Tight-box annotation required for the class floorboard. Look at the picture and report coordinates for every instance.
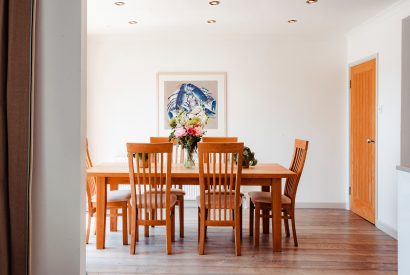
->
[86,207,397,275]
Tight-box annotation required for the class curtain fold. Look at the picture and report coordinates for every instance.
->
[0,0,35,274]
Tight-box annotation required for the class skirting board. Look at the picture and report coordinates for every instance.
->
[295,202,346,209]
[376,220,398,240]
[184,200,346,209]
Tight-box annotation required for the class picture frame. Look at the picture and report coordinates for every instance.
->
[157,72,227,137]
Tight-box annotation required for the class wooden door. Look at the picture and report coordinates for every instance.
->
[350,59,376,224]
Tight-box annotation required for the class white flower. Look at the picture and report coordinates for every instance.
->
[191,106,202,115]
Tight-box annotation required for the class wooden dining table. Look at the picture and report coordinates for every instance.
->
[87,163,295,252]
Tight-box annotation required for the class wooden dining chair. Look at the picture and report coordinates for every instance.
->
[197,142,244,256]
[150,137,186,238]
[249,139,309,247]
[86,140,131,245]
[201,136,243,238]
[127,142,176,255]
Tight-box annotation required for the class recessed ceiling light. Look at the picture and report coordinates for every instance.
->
[209,1,220,5]
[207,19,217,24]
[128,21,138,25]
[114,1,125,6]
[306,0,318,3]
[288,19,298,24]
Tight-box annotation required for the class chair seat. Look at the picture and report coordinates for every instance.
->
[171,188,185,196]
[249,191,292,205]
[91,190,131,203]
[135,194,177,209]
[196,194,242,209]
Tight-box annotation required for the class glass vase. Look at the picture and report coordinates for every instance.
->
[184,148,197,168]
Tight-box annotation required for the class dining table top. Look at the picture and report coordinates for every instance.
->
[87,162,296,179]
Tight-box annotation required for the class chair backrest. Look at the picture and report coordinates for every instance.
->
[201,137,238,163]
[150,137,184,164]
[198,142,244,223]
[284,139,309,204]
[127,143,173,222]
[202,137,238,142]
[86,139,97,208]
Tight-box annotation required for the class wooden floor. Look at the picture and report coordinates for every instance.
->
[86,207,397,275]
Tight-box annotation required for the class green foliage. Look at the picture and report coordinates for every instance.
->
[177,135,201,154]
[235,146,258,167]
[169,118,177,128]
[187,117,201,126]
[133,152,149,160]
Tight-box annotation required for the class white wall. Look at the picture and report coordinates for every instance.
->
[402,16,410,166]
[31,0,86,274]
[347,0,410,237]
[398,168,410,274]
[87,34,348,206]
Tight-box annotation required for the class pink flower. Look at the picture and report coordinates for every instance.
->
[175,127,187,138]
[194,126,203,136]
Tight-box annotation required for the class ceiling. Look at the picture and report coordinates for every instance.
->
[88,0,400,37]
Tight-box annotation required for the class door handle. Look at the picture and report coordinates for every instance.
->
[367,139,375,144]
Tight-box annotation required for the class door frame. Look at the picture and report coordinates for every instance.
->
[347,54,379,224]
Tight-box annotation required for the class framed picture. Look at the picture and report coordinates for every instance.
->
[157,72,227,136]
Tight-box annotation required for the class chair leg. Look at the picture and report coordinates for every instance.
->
[235,208,241,256]
[128,202,132,235]
[86,213,92,244]
[144,210,149,238]
[135,209,139,242]
[249,201,254,237]
[179,196,184,238]
[205,209,208,239]
[166,208,172,255]
[171,207,175,242]
[110,208,118,232]
[130,206,137,255]
[254,203,260,247]
[122,205,128,245]
[240,205,243,240]
[151,209,156,228]
[199,207,206,255]
[197,207,200,243]
[231,209,235,229]
[231,209,236,243]
[291,212,298,247]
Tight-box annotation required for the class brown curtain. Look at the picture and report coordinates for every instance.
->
[0,0,35,274]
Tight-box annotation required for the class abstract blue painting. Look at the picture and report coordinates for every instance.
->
[166,83,217,119]
[157,72,226,135]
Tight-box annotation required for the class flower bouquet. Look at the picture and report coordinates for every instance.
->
[168,107,208,168]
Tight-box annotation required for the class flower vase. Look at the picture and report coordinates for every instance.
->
[184,148,196,168]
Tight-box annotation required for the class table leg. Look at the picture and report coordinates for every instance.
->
[110,183,118,232]
[272,178,282,252]
[261,186,270,234]
[96,177,107,249]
